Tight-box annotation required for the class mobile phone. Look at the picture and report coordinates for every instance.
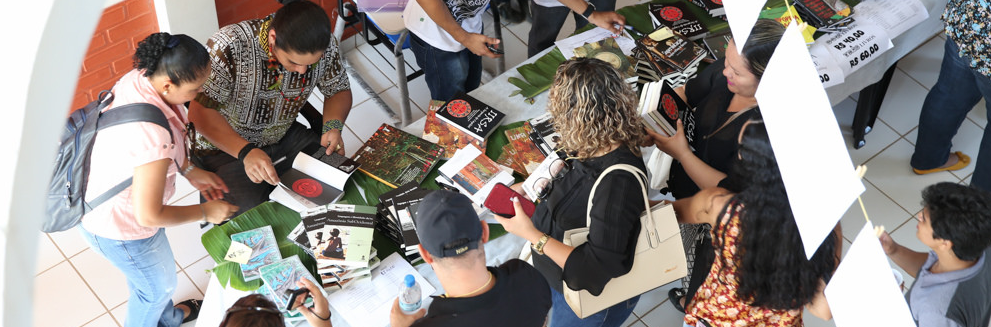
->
[285,288,310,311]
[484,183,535,218]
[486,43,505,55]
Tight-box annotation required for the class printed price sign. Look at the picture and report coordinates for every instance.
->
[225,240,252,264]
[810,43,845,88]
[822,22,893,75]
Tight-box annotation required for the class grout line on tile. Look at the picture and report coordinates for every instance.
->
[37,234,67,276]
[862,178,916,230]
[110,302,126,327]
[64,250,116,318]
[181,270,206,298]
[80,313,109,327]
[637,298,671,322]
[895,65,933,92]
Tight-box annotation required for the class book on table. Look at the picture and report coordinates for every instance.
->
[527,112,561,156]
[521,152,563,200]
[702,31,731,61]
[269,150,357,212]
[649,2,708,41]
[319,255,381,288]
[376,182,431,261]
[435,93,506,141]
[289,204,377,268]
[422,99,487,159]
[504,124,547,176]
[632,26,707,88]
[230,225,283,282]
[436,144,516,205]
[258,255,324,311]
[352,123,445,188]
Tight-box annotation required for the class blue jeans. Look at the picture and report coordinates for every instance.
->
[548,286,639,327]
[409,33,483,102]
[80,227,183,327]
[912,38,991,191]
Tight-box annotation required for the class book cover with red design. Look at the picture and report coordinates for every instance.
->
[436,93,506,140]
[352,124,445,188]
[422,100,486,159]
[649,2,708,40]
[505,125,546,175]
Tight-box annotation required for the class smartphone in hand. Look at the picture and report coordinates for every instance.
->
[285,288,310,311]
[486,43,505,55]
[484,183,535,218]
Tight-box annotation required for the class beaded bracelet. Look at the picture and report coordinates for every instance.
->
[321,119,344,134]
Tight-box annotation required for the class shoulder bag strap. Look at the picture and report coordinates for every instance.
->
[702,106,754,140]
[585,164,662,247]
[85,103,175,210]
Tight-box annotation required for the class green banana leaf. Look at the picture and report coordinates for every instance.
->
[200,201,320,291]
[509,0,732,102]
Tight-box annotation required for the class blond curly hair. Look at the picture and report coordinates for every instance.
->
[547,58,644,160]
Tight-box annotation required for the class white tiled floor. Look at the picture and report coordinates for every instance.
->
[35,10,984,327]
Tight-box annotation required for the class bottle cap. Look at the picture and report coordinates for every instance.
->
[404,274,416,287]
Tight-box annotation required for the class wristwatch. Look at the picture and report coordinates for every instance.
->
[531,234,550,255]
[581,2,596,19]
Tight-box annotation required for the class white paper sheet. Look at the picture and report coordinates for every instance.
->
[755,22,864,259]
[292,151,349,189]
[825,224,916,327]
[809,43,845,88]
[820,21,893,75]
[722,0,765,53]
[853,0,929,39]
[326,253,438,327]
[554,27,637,59]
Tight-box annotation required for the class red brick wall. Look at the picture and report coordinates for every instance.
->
[214,0,360,42]
[71,0,159,110]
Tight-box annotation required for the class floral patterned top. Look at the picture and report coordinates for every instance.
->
[194,14,350,152]
[684,203,803,327]
[943,0,991,78]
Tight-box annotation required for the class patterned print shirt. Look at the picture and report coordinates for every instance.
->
[943,0,991,78]
[195,14,350,151]
[684,204,803,327]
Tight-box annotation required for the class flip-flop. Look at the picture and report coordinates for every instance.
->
[668,287,686,313]
[913,151,971,175]
[177,299,202,323]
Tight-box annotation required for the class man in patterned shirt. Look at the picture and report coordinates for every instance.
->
[189,0,352,215]
[911,0,990,192]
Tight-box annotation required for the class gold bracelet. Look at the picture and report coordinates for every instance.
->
[531,234,550,255]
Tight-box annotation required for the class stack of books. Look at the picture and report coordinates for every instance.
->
[632,26,708,88]
[376,182,432,262]
[701,31,731,61]
[527,113,561,157]
[228,226,324,319]
[286,204,377,273]
[792,0,854,31]
[649,2,709,41]
[687,0,725,19]
[318,251,381,289]
[436,144,516,205]
[501,124,547,177]
[353,124,445,188]
[421,100,488,159]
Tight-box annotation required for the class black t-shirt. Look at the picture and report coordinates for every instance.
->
[411,259,551,327]
[667,59,756,198]
[529,147,647,296]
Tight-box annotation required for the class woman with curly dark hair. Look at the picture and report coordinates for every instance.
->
[78,32,239,326]
[496,57,647,327]
[221,277,333,327]
[673,120,837,326]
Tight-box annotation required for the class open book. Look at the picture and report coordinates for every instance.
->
[270,151,357,212]
[436,144,515,205]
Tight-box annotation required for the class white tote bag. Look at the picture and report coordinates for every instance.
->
[561,164,688,318]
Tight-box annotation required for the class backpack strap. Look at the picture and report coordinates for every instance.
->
[85,103,175,210]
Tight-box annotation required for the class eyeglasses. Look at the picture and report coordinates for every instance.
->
[534,158,572,200]
[219,306,283,327]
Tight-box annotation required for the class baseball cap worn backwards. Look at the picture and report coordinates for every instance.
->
[415,190,482,258]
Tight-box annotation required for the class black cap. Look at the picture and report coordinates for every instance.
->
[414,190,482,258]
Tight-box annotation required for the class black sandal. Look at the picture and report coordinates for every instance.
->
[177,299,203,323]
[668,288,686,313]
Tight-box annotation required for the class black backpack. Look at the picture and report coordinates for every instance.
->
[44,91,173,233]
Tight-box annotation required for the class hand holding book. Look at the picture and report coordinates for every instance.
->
[645,119,691,160]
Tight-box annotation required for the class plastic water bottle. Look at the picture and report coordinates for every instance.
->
[398,274,422,314]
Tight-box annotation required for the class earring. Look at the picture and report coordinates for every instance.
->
[164,90,169,95]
